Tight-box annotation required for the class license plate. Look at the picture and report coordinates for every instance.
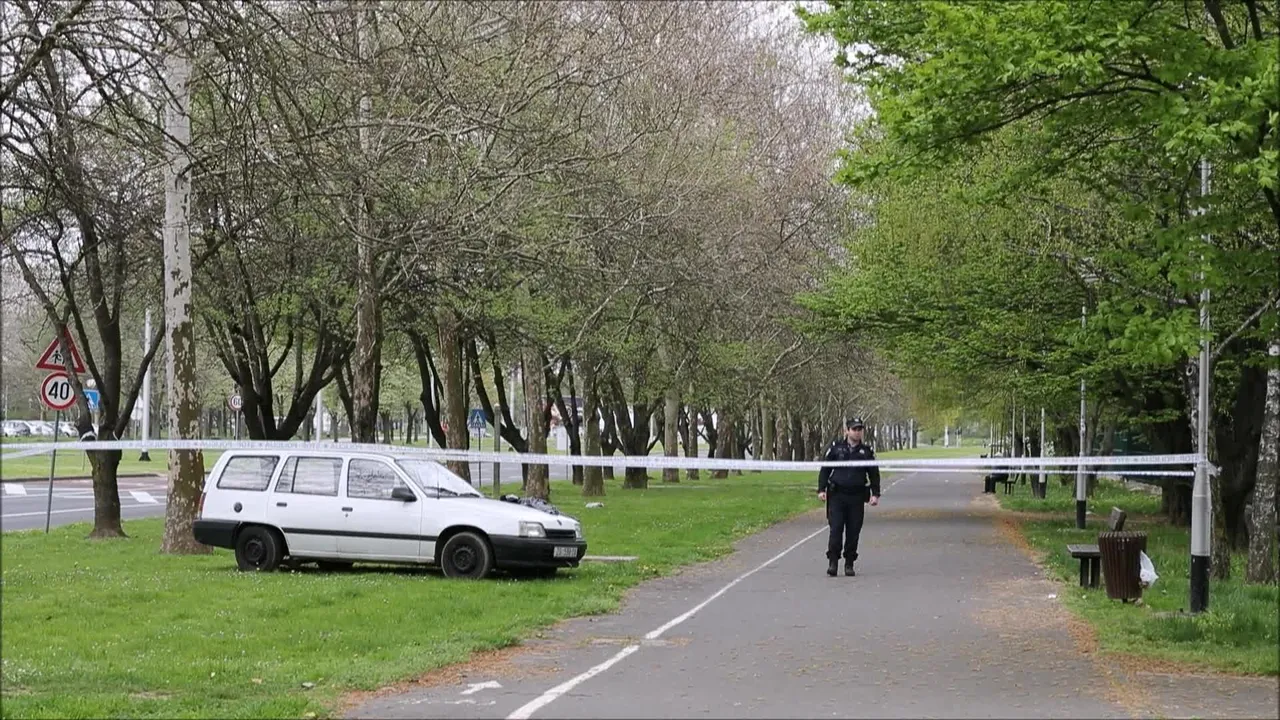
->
[553,546,577,558]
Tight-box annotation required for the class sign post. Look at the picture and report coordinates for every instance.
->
[38,373,77,535]
[140,308,152,461]
[45,410,60,533]
[492,416,501,500]
[468,409,487,489]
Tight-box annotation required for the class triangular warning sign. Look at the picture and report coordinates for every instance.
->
[36,333,86,374]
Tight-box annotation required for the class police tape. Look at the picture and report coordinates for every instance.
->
[0,438,1203,475]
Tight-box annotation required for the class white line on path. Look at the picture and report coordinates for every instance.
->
[506,525,828,719]
[506,471,920,720]
[129,491,159,504]
[3,484,27,496]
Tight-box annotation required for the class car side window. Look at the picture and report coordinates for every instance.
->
[274,456,341,496]
[216,456,279,491]
[347,459,410,500]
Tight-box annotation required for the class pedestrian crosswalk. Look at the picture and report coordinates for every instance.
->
[1,480,168,501]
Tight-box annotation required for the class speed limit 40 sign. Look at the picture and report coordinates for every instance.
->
[40,371,77,411]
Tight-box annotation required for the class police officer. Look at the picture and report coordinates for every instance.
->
[817,417,881,576]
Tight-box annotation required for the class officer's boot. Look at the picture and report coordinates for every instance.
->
[827,559,838,577]
[844,559,855,577]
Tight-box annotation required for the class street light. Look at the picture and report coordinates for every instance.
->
[1191,158,1212,614]
[1077,268,1098,529]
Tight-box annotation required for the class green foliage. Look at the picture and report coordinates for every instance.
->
[799,0,1279,433]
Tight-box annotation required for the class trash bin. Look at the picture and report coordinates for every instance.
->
[1098,531,1147,601]
[983,475,996,494]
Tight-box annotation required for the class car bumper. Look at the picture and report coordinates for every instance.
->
[193,519,238,549]
[490,536,588,569]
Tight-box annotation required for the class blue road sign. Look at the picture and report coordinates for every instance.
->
[84,388,100,411]
[468,408,487,430]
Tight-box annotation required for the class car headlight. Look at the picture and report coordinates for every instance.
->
[574,524,583,540]
[519,521,545,538]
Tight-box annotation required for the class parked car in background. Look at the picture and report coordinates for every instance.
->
[2,421,32,437]
[23,421,56,437]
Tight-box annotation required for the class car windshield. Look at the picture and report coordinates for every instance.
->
[396,459,483,498]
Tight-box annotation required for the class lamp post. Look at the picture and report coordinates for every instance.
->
[1077,302,1088,528]
[1077,268,1098,529]
[1190,158,1213,613]
[139,308,152,461]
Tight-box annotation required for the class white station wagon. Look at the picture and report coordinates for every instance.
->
[193,449,587,579]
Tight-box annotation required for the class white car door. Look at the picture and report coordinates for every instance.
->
[338,458,423,561]
[267,456,345,558]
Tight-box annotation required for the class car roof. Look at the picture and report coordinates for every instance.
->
[221,448,434,462]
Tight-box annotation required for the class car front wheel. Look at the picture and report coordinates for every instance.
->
[440,532,494,579]
[235,526,283,572]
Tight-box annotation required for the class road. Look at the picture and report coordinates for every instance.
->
[0,461,576,532]
[347,471,1279,720]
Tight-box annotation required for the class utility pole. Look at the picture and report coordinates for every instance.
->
[1191,158,1213,613]
[1077,304,1088,529]
[139,308,152,461]
[1038,407,1046,499]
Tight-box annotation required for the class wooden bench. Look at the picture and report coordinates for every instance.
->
[1066,507,1127,588]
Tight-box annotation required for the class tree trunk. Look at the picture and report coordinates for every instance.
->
[89,451,126,538]
[663,388,679,483]
[523,346,550,500]
[159,12,206,554]
[436,310,470,480]
[776,409,790,461]
[790,412,804,462]
[582,359,604,497]
[750,404,764,472]
[1247,340,1278,583]
[685,399,700,480]
[348,1,381,444]
[762,403,775,461]
[712,410,734,479]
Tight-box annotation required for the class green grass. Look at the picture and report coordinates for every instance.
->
[997,479,1278,676]
[0,472,817,718]
[876,445,985,460]
[996,474,1164,515]
[0,451,223,481]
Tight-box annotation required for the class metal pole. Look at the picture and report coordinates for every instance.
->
[1038,407,1046,499]
[1077,304,1088,529]
[140,308,152,461]
[475,426,482,489]
[1191,158,1213,613]
[45,410,59,533]
[492,417,501,498]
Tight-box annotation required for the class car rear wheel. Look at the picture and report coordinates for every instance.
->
[235,526,283,572]
[440,532,493,579]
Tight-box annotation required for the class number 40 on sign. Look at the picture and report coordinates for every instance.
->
[39,372,77,411]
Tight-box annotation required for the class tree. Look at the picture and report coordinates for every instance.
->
[159,5,205,554]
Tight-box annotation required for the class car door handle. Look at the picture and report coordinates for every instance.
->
[276,502,288,507]
[342,507,353,512]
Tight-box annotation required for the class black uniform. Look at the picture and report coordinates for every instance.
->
[818,437,881,566]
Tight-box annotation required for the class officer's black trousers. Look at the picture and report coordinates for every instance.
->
[826,491,866,561]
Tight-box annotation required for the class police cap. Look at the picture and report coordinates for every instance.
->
[845,417,865,430]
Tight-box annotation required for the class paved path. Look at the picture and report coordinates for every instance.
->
[347,472,1279,720]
